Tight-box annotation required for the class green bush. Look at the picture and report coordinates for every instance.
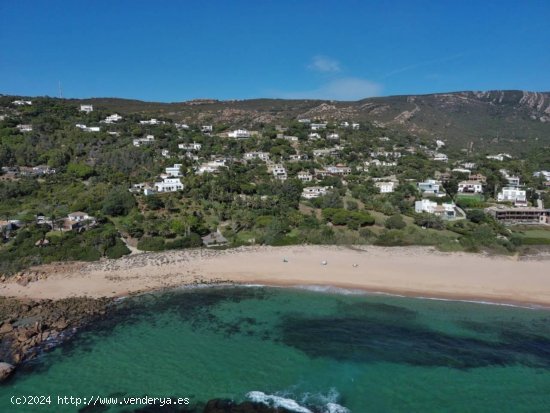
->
[105,239,131,259]
[137,236,166,251]
[384,214,406,229]
[102,188,136,216]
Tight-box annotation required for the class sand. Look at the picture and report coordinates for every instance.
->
[1,245,549,307]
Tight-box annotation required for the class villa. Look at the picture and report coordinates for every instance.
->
[497,187,527,206]
[268,164,287,181]
[228,129,250,138]
[302,186,333,199]
[458,180,483,194]
[244,152,270,162]
[375,181,397,193]
[154,178,184,193]
[297,171,313,182]
[415,199,456,219]
[178,142,202,151]
[133,135,155,147]
[417,179,444,197]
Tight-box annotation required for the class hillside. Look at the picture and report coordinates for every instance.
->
[49,90,550,153]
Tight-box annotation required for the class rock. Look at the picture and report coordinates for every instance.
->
[0,322,14,334]
[0,362,15,382]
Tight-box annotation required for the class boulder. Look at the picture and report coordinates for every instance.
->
[0,322,14,334]
[0,362,14,382]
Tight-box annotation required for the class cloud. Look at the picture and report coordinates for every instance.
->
[277,77,382,101]
[308,55,341,73]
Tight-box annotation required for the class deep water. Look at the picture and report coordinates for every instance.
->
[1,286,549,412]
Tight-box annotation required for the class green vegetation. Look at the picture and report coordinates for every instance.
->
[0,93,549,275]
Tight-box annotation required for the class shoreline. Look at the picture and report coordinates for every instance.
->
[1,245,549,307]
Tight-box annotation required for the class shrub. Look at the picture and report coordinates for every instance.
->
[384,214,406,229]
[413,213,445,230]
[105,239,131,259]
[137,236,165,251]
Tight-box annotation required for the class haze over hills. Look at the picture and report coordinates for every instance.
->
[4,90,550,153]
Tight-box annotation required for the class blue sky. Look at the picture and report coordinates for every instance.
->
[1,1,549,101]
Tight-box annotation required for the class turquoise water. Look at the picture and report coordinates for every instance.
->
[1,286,549,412]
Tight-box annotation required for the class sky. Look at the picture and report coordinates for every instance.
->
[1,1,549,102]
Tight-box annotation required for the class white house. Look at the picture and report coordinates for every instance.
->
[497,187,527,206]
[415,199,456,219]
[302,186,332,199]
[165,164,183,177]
[297,171,313,182]
[364,159,397,169]
[175,123,190,130]
[133,135,155,147]
[533,171,550,181]
[196,159,227,175]
[417,179,444,197]
[228,129,250,138]
[103,114,123,123]
[283,135,299,142]
[80,105,93,113]
[308,133,321,140]
[458,180,483,194]
[310,123,327,131]
[375,181,397,193]
[352,123,360,130]
[17,124,33,132]
[154,178,183,193]
[487,153,512,161]
[327,133,339,140]
[370,151,402,159]
[500,170,521,187]
[289,154,308,161]
[68,211,93,222]
[433,153,448,162]
[244,152,270,162]
[325,165,351,176]
[178,142,202,151]
[201,125,213,133]
[140,118,164,125]
[313,147,340,158]
[269,164,287,181]
[12,100,32,106]
[297,118,311,124]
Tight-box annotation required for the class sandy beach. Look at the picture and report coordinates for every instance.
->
[1,245,549,306]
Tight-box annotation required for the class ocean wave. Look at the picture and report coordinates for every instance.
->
[246,389,350,413]
[246,391,312,413]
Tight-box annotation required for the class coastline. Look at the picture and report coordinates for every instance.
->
[1,245,549,307]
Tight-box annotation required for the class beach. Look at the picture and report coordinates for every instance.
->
[1,246,549,307]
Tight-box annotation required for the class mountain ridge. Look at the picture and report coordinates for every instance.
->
[3,90,550,152]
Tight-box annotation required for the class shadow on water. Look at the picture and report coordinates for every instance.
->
[14,287,273,378]
[280,313,550,369]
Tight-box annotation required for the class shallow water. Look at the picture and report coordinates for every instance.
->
[1,286,549,412]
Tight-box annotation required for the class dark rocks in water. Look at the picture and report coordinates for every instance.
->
[0,361,15,381]
[0,296,112,367]
[204,399,294,413]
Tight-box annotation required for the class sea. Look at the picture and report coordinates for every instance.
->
[0,286,549,412]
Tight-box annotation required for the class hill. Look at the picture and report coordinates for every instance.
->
[57,90,550,153]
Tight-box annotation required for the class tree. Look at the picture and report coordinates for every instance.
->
[467,209,487,224]
[413,213,445,230]
[102,188,136,216]
[385,214,406,229]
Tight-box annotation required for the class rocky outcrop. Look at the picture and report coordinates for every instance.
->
[0,297,111,368]
[0,362,14,382]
